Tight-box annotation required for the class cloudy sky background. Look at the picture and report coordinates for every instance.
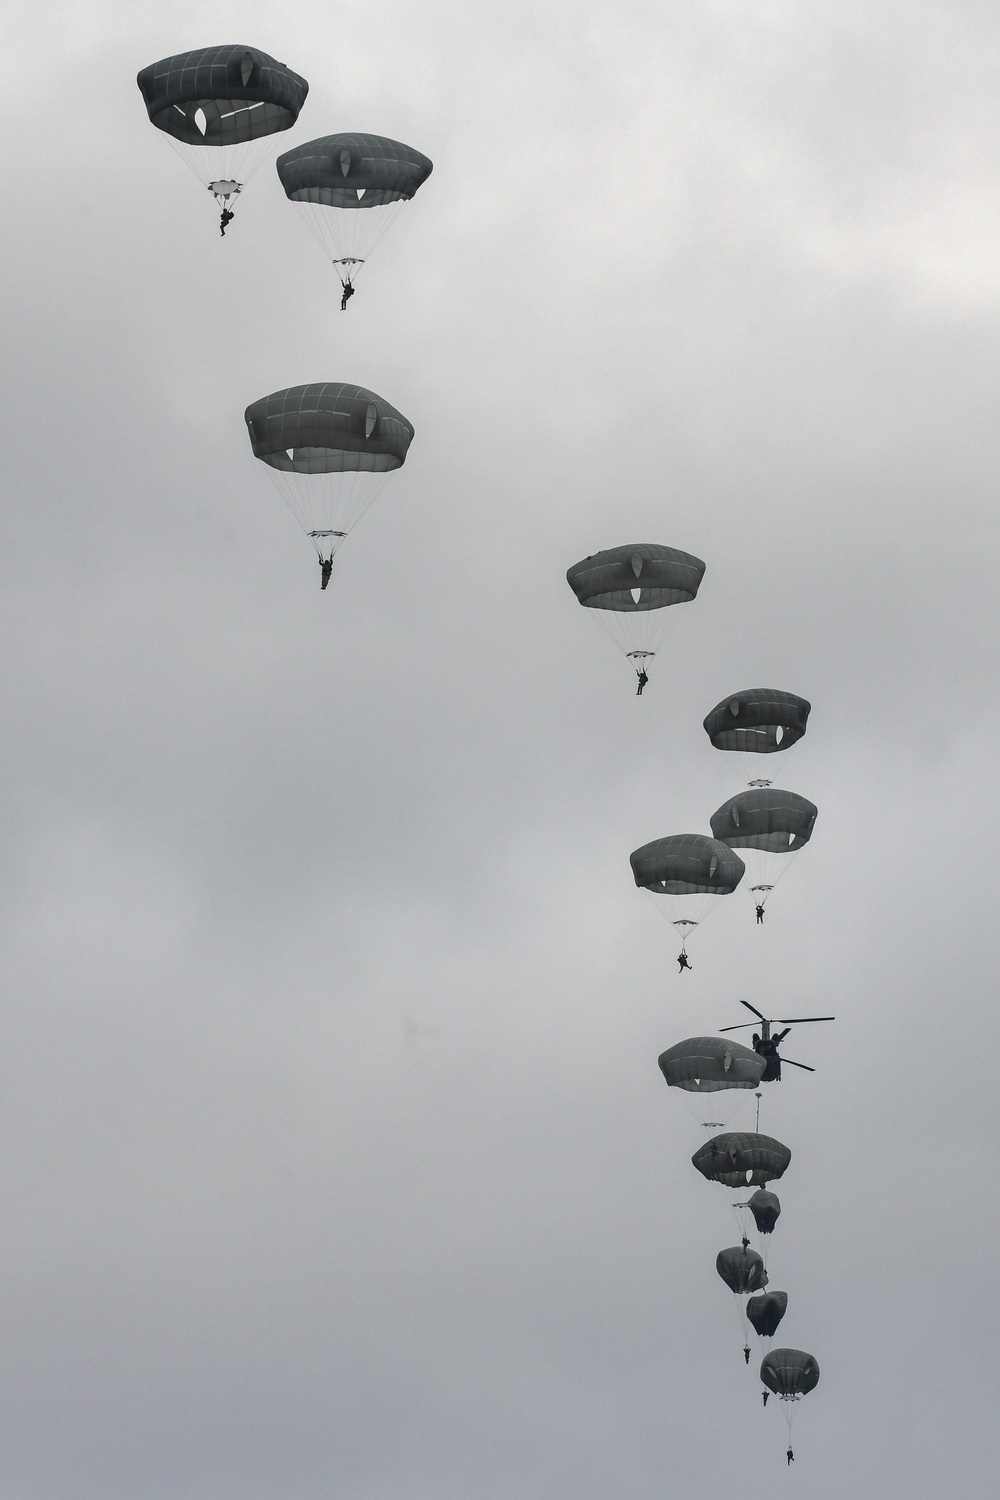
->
[1,1,998,1494]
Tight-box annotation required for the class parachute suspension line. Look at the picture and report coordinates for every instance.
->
[165,132,275,205]
[755,1090,761,1131]
[264,466,390,560]
[292,198,410,278]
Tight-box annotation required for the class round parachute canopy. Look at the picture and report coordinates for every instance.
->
[710,788,817,915]
[244,383,414,575]
[658,1036,765,1129]
[137,46,308,204]
[747,1291,787,1339]
[748,1188,781,1234]
[703,689,811,788]
[692,1131,791,1188]
[716,1245,768,1295]
[567,544,706,683]
[760,1348,820,1399]
[631,835,744,954]
[658,1037,764,1092]
[276,134,432,278]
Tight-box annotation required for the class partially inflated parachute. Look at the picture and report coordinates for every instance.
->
[658,1036,764,1128]
[137,46,308,225]
[245,383,413,587]
[732,1187,781,1259]
[631,834,744,959]
[276,134,432,292]
[717,1245,768,1362]
[567,545,705,688]
[749,1188,781,1234]
[692,1132,790,1188]
[716,1245,768,1294]
[747,1290,787,1339]
[710,788,817,918]
[703,689,811,787]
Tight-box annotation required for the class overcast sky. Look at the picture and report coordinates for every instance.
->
[1,1,999,1495]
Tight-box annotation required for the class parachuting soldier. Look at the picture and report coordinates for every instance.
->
[710,787,818,925]
[760,1349,820,1464]
[630,834,745,971]
[567,544,706,688]
[276,133,434,291]
[245,382,413,588]
[137,46,309,229]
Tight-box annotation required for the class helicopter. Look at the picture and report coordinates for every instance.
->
[718,1001,834,1082]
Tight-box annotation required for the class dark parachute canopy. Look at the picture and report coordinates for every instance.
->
[704,689,811,789]
[137,46,308,142]
[137,46,308,214]
[710,788,818,916]
[748,1188,781,1235]
[658,1036,764,1092]
[244,383,414,583]
[710,789,818,853]
[692,1132,791,1188]
[631,834,745,895]
[658,1036,764,1128]
[761,1348,820,1398]
[567,544,706,684]
[747,1291,788,1339]
[277,133,432,204]
[716,1245,768,1295]
[732,1186,781,1249]
[276,134,433,283]
[631,835,744,957]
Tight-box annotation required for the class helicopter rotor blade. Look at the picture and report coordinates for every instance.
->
[739,1001,768,1022]
[718,1024,757,1033]
[772,1016,835,1025]
[781,1058,816,1072]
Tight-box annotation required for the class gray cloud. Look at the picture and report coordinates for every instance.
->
[0,1,997,1495]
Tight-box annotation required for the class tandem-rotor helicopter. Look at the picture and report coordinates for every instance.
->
[719,1001,834,1082]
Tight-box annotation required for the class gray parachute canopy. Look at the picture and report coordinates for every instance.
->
[566,544,705,612]
[630,835,745,894]
[710,789,818,852]
[692,1132,791,1187]
[658,1037,765,1093]
[747,1291,787,1338]
[716,1245,768,1295]
[748,1188,781,1234]
[760,1348,820,1397]
[137,46,308,144]
[276,133,433,206]
[703,689,811,754]
[244,383,414,473]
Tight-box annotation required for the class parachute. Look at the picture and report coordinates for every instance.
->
[761,1347,820,1398]
[630,834,744,958]
[731,1187,781,1262]
[749,1188,781,1235]
[276,134,432,288]
[716,1245,768,1294]
[717,1245,767,1361]
[747,1290,787,1339]
[710,788,817,918]
[761,1348,820,1458]
[657,1036,765,1129]
[566,544,705,687]
[244,383,414,586]
[703,688,811,787]
[137,46,308,220]
[692,1132,791,1188]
